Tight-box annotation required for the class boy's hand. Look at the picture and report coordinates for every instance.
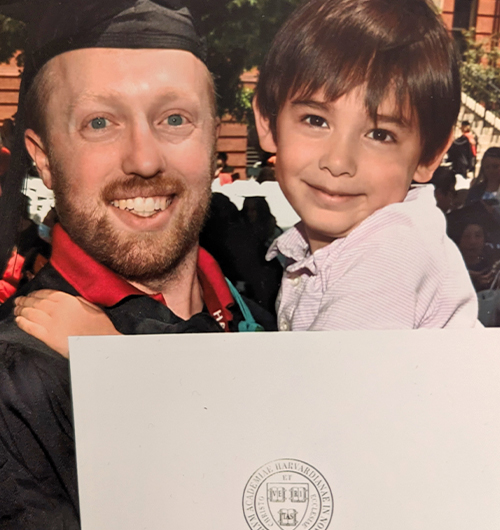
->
[14,290,119,358]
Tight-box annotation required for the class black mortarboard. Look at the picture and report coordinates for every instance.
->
[0,0,206,275]
[0,0,206,88]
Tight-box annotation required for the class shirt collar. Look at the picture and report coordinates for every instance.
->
[266,222,345,275]
[266,222,309,261]
[50,224,234,329]
[267,222,321,274]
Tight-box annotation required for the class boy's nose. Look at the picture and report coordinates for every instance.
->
[319,137,356,177]
[121,122,164,178]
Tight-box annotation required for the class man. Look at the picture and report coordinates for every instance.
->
[446,120,476,178]
[461,120,478,173]
[0,1,273,528]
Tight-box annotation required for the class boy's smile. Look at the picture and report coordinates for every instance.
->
[258,87,436,252]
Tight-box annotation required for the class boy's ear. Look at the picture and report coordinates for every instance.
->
[24,129,53,190]
[413,131,454,184]
[252,97,277,153]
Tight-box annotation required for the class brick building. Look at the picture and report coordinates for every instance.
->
[438,0,500,39]
[0,55,20,127]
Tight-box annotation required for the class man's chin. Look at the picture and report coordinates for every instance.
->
[54,171,212,289]
[79,228,195,284]
[60,199,208,290]
[108,235,198,287]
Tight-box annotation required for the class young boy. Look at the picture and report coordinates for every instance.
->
[253,0,478,330]
[14,0,479,354]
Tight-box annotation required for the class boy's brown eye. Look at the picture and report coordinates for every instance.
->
[369,129,394,142]
[305,115,327,128]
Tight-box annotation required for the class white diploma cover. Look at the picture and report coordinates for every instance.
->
[69,330,500,530]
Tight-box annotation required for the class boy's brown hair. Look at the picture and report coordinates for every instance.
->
[255,0,460,166]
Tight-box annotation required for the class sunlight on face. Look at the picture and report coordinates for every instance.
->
[273,87,426,251]
[38,48,217,287]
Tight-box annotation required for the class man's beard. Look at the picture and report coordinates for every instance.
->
[51,160,212,290]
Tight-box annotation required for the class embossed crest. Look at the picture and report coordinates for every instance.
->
[243,459,333,530]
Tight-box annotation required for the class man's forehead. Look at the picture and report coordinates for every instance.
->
[40,47,216,123]
[48,48,212,95]
[53,47,205,73]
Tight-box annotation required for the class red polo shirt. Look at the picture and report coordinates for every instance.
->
[49,224,234,331]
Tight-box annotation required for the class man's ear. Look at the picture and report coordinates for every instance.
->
[413,131,454,184]
[24,129,53,190]
[252,97,277,153]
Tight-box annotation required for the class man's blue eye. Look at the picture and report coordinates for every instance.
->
[90,117,108,130]
[167,114,184,126]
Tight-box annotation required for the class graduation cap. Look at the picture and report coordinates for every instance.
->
[0,0,205,86]
[0,0,206,276]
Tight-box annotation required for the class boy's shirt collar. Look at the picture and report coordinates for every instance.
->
[267,185,431,274]
[50,224,234,330]
[266,222,324,275]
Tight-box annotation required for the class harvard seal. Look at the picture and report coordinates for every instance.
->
[243,459,333,530]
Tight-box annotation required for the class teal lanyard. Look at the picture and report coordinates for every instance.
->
[226,278,264,332]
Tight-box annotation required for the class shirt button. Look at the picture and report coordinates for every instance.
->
[290,276,301,287]
[279,319,290,331]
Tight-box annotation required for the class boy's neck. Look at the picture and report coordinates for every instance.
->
[305,226,336,254]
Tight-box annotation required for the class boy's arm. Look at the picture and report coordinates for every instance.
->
[14,290,120,357]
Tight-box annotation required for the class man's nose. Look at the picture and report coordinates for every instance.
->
[318,133,357,177]
[121,122,164,178]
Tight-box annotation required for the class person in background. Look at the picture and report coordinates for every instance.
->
[466,147,500,210]
[460,120,478,175]
[242,196,283,250]
[1,117,15,151]
[457,221,500,292]
[447,121,475,178]
[215,151,233,185]
[0,176,50,303]
[431,166,457,214]
[257,166,276,183]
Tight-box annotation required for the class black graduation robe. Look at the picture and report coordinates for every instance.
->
[0,264,274,529]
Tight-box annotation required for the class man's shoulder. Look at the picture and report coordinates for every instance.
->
[0,318,69,389]
[0,263,79,321]
[0,264,70,392]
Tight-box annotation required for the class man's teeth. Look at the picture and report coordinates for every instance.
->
[111,196,172,217]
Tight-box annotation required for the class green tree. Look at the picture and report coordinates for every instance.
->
[0,14,25,65]
[189,0,302,121]
[0,3,301,121]
[460,30,500,113]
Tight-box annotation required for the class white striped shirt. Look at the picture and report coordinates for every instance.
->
[266,185,479,330]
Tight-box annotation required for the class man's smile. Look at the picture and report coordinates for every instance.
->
[110,195,174,217]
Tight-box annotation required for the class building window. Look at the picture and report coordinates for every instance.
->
[453,0,477,30]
